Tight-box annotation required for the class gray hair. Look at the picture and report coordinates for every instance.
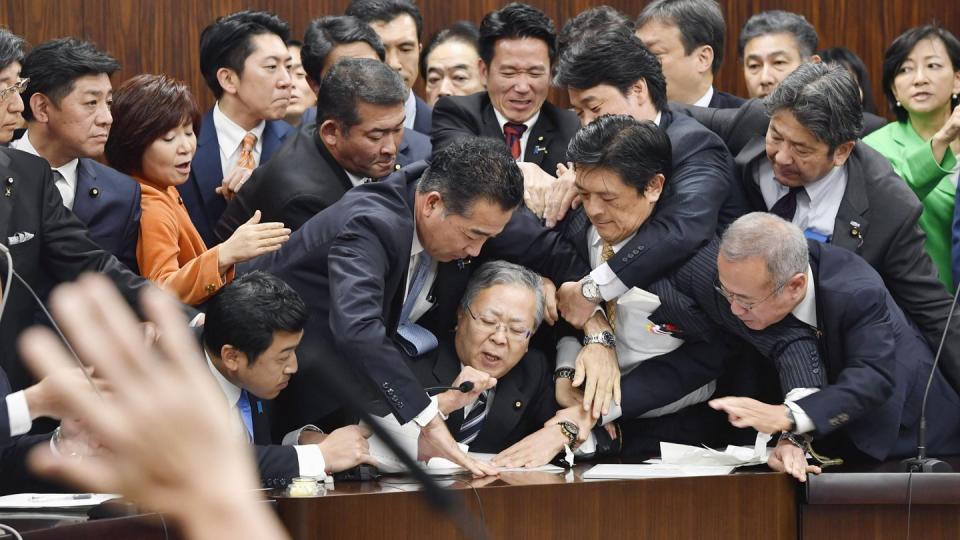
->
[636,0,727,74]
[0,28,25,72]
[460,260,545,328]
[738,10,818,59]
[719,212,808,288]
[765,62,863,151]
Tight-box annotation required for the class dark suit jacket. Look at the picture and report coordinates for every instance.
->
[71,159,141,271]
[708,91,746,109]
[0,148,151,392]
[215,125,432,241]
[178,108,293,247]
[677,98,960,394]
[560,208,729,418]
[412,94,433,135]
[597,109,746,291]
[431,92,580,177]
[248,393,300,488]
[0,366,58,494]
[408,341,557,453]
[240,162,587,432]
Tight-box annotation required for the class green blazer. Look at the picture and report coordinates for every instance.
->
[864,120,959,291]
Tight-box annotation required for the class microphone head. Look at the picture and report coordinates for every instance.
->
[458,381,475,393]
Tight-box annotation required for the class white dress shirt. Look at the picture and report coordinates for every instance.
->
[213,102,266,177]
[403,90,417,131]
[405,229,442,427]
[692,86,715,108]
[757,160,848,240]
[204,351,327,477]
[492,107,541,162]
[557,225,716,425]
[345,170,372,187]
[10,130,80,210]
[783,266,819,434]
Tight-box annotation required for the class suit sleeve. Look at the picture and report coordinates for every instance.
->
[254,444,300,488]
[431,97,482,154]
[598,131,736,291]
[326,215,431,424]
[118,181,143,272]
[795,288,897,438]
[687,99,770,156]
[280,195,330,232]
[136,198,231,305]
[481,206,589,284]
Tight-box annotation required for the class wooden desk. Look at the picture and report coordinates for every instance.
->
[273,466,798,540]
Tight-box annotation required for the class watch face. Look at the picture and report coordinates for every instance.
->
[581,280,600,300]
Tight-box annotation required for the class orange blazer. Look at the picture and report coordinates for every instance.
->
[135,177,234,305]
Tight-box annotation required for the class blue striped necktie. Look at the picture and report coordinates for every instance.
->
[456,392,488,445]
[396,251,438,356]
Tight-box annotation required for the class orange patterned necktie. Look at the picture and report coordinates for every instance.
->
[237,132,258,170]
[601,243,616,330]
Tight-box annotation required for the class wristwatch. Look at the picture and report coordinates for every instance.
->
[784,405,797,432]
[580,276,603,303]
[583,331,616,348]
[553,367,576,382]
[557,420,580,447]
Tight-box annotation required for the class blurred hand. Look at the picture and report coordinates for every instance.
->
[709,397,792,434]
[517,162,554,218]
[22,366,106,421]
[768,437,820,482]
[317,425,378,474]
[544,162,580,228]
[218,210,290,270]
[417,415,498,478]
[491,424,568,468]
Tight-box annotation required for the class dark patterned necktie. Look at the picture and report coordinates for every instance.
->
[769,186,804,222]
[503,122,527,160]
[456,392,488,445]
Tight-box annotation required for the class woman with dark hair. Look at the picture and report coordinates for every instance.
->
[864,25,960,291]
[105,74,290,305]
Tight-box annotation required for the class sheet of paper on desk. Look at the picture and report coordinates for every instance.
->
[583,464,734,479]
[426,453,565,474]
[648,432,772,467]
[0,493,119,509]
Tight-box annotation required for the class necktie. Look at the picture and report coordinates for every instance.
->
[503,122,527,160]
[236,390,254,443]
[457,392,488,445]
[237,132,258,170]
[601,243,617,330]
[396,252,439,357]
[769,186,804,222]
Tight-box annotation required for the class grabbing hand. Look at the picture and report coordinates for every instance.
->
[768,437,821,482]
[437,366,496,417]
[417,415,498,477]
[708,397,792,434]
[215,166,253,200]
[491,424,568,468]
[557,280,597,329]
[318,425,378,474]
[574,343,620,419]
[540,277,558,326]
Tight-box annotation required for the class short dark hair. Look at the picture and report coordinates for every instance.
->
[105,74,202,177]
[318,57,406,133]
[417,137,524,216]
[345,0,424,42]
[202,271,309,364]
[765,63,863,152]
[0,28,26,73]
[818,47,878,114]
[555,31,668,112]
[738,10,818,59]
[478,3,557,67]
[636,0,727,74]
[881,25,960,123]
[199,10,290,99]
[566,115,672,195]
[20,39,119,121]
[302,16,386,87]
[420,21,480,82]
[557,6,631,55]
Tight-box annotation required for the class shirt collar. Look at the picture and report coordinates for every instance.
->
[801,164,846,204]
[205,348,243,407]
[345,169,369,187]
[588,225,637,253]
[492,106,540,134]
[692,86,715,108]
[403,90,417,131]
[790,265,817,328]
[11,129,80,184]
[411,216,425,258]
[214,101,266,156]
[653,111,662,127]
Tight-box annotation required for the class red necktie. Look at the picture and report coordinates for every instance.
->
[503,122,527,160]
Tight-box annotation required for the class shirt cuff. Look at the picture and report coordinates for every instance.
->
[556,337,581,370]
[413,395,440,428]
[282,424,323,446]
[591,264,629,301]
[575,431,597,456]
[601,401,623,426]
[784,387,819,434]
[293,444,328,478]
[6,391,32,437]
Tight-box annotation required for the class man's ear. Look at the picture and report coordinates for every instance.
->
[785,271,807,299]
[216,67,240,96]
[831,140,856,167]
[422,192,443,217]
[479,60,489,81]
[644,174,666,202]
[220,345,243,372]
[318,119,340,147]
[29,93,51,123]
[695,45,715,75]
[810,54,823,65]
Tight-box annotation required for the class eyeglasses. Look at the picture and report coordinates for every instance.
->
[714,275,784,311]
[464,304,532,342]
[0,78,29,102]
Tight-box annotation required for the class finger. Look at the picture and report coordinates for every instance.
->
[613,378,622,406]
[246,210,262,225]
[572,357,585,387]
[28,446,122,495]
[356,425,373,438]
[358,452,380,467]
[593,379,610,418]
[544,187,561,228]
[582,373,599,416]
[554,187,577,223]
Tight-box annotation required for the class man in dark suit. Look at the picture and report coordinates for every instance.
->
[243,138,588,476]
[552,31,744,330]
[178,10,295,247]
[346,0,432,135]
[14,39,140,271]
[635,0,745,109]
[431,3,579,179]
[708,214,960,478]
[200,272,375,487]
[215,58,427,240]
[677,64,960,395]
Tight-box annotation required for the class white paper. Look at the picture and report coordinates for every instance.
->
[651,432,772,468]
[0,493,120,509]
[426,452,566,474]
[360,414,423,474]
[582,464,734,479]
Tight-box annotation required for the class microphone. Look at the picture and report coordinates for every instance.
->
[425,381,475,395]
[900,283,960,473]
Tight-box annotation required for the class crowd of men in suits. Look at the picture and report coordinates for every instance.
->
[2,1,960,535]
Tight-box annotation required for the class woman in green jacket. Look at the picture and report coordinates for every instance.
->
[864,25,960,291]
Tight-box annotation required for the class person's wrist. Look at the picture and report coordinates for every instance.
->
[582,311,611,334]
[22,383,46,420]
